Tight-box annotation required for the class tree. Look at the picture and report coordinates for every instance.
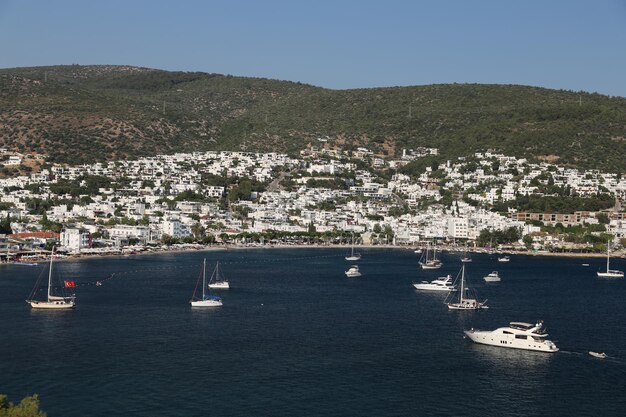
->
[191,223,205,239]
[596,212,610,224]
[0,393,46,417]
[161,234,175,245]
[373,223,382,234]
[0,213,11,235]
[523,234,534,250]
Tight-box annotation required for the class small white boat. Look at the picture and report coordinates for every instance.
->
[414,248,422,254]
[345,265,361,278]
[413,275,455,291]
[483,271,501,282]
[190,259,223,307]
[597,241,624,278]
[207,261,230,289]
[465,320,559,353]
[498,255,510,262]
[588,351,607,359]
[581,263,590,267]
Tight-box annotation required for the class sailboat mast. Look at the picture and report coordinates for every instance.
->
[202,258,206,299]
[351,234,354,256]
[607,241,610,272]
[47,247,54,300]
[460,265,465,303]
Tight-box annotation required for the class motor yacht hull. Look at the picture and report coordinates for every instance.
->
[464,329,558,353]
[413,283,455,291]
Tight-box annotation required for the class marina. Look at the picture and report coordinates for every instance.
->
[1,248,625,416]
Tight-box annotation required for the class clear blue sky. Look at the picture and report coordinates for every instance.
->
[1,0,625,96]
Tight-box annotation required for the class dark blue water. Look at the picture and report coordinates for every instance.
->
[1,248,625,416]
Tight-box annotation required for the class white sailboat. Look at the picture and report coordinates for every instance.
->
[461,248,472,263]
[190,259,223,307]
[345,234,361,261]
[26,247,76,310]
[597,241,624,278]
[445,264,487,310]
[208,261,230,289]
[419,244,442,270]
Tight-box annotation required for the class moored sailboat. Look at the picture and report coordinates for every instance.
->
[26,247,76,310]
[597,241,624,278]
[419,244,442,270]
[345,233,361,261]
[445,264,487,310]
[208,261,230,289]
[191,259,223,307]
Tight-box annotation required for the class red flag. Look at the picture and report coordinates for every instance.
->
[64,280,76,288]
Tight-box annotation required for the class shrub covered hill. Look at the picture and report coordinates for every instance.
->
[1,64,626,172]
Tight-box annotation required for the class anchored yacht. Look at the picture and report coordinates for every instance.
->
[464,321,559,353]
[413,275,455,291]
[345,265,361,278]
[483,271,501,282]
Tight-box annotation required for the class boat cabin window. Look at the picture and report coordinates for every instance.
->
[515,335,527,340]
[502,331,513,334]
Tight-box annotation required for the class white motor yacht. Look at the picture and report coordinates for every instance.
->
[497,255,510,262]
[483,271,501,282]
[413,275,455,291]
[345,265,361,277]
[464,321,559,353]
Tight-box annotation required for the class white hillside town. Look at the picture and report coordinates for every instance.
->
[1,146,625,258]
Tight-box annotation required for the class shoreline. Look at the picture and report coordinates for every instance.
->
[3,243,621,264]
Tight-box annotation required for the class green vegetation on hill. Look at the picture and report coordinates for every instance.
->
[1,65,626,172]
[0,394,46,417]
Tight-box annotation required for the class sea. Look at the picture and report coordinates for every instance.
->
[1,248,625,417]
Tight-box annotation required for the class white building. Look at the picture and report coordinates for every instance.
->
[447,217,469,239]
[162,219,191,239]
[60,228,91,252]
[108,225,151,241]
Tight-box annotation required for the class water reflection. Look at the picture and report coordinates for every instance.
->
[469,342,553,370]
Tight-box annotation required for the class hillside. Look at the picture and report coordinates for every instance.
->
[1,65,626,171]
